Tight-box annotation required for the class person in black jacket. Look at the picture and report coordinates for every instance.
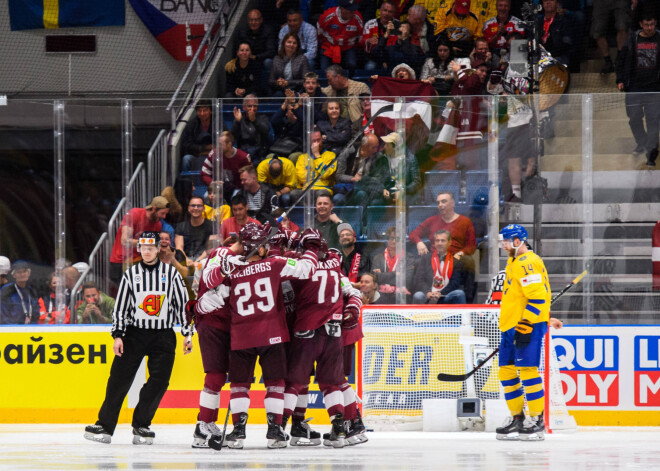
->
[411,229,467,304]
[537,0,576,68]
[224,42,264,100]
[616,13,660,167]
[237,9,277,72]
[181,101,213,172]
[235,165,278,225]
[230,94,272,165]
[316,100,352,155]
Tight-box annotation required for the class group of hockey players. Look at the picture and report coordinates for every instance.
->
[188,222,367,449]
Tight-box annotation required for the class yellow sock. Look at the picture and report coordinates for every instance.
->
[499,365,524,416]
[520,366,544,417]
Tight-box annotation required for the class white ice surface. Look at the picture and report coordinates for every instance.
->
[2,424,660,470]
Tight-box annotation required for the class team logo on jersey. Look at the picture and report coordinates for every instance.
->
[161,274,167,283]
[139,294,165,317]
[287,259,296,266]
[135,275,141,283]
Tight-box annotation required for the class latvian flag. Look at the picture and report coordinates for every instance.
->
[653,221,660,291]
[371,77,435,138]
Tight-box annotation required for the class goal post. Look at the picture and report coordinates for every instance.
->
[358,305,577,432]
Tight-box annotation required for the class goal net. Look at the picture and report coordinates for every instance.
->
[358,305,577,433]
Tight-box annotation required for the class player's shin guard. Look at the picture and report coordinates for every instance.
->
[499,365,524,416]
[340,382,357,421]
[229,383,251,424]
[520,367,544,417]
[320,384,344,419]
[283,385,299,427]
[264,379,285,426]
[294,385,310,421]
[198,372,225,423]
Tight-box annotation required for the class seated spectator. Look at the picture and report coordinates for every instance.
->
[76,281,115,324]
[420,38,457,95]
[221,195,262,241]
[224,41,264,99]
[292,129,338,202]
[378,132,422,205]
[230,94,272,165]
[482,0,524,66]
[362,0,401,71]
[333,133,381,206]
[537,0,575,67]
[317,0,364,74]
[108,197,168,288]
[175,196,214,267]
[204,181,231,222]
[313,193,342,250]
[158,230,193,298]
[237,8,277,72]
[322,64,371,132]
[38,272,71,324]
[390,62,417,80]
[359,93,374,134]
[383,22,426,74]
[317,100,352,155]
[270,91,304,157]
[236,165,278,224]
[180,101,213,172]
[278,8,318,69]
[338,134,390,210]
[256,156,297,208]
[434,0,483,58]
[411,229,467,304]
[297,72,327,122]
[338,222,371,287]
[200,131,251,197]
[469,37,493,68]
[269,32,310,97]
[407,4,436,56]
[370,226,413,299]
[360,272,391,305]
[0,256,10,289]
[0,261,39,324]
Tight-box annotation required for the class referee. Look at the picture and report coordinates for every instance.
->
[84,231,193,445]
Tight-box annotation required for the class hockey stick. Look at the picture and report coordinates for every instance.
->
[437,270,588,382]
[209,403,231,451]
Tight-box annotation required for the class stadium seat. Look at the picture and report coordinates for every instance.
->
[334,206,363,236]
[179,170,206,198]
[364,206,397,240]
[424,170,461,204]
[406,205,438,234]
[465,169,502,205]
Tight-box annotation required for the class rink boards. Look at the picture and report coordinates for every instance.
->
[2,323,660,425]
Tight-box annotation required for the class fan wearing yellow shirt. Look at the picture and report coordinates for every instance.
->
[203,181,231,222]
[496,224,551,442]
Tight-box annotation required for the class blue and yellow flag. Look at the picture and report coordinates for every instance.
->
[9,0,125,31]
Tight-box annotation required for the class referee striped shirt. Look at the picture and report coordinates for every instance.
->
[111,260,192,338]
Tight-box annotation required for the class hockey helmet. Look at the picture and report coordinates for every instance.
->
[240,223,268,253]
[499,224,527,243]
[138,231,160,247]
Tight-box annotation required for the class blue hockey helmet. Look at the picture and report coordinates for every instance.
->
[499,224,527,242]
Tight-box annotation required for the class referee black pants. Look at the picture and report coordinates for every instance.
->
[96,326,176,434]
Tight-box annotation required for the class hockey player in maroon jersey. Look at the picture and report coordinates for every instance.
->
[189,234,246,449]
[208,224,322,449]
[282,239,361,448]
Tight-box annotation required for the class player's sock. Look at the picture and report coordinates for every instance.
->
[320,384,344,418]
[520,367,544,416]
[229,383,251,424]
[293,385,309,421]
[499,365,524,416]
[283,384,299,423]
[340,382,357,421]
[264,379,286,425]
[199,372,225,423]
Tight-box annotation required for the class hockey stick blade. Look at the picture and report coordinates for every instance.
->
[436,270,589,382]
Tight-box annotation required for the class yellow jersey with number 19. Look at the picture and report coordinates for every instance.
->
[499,251,551,332]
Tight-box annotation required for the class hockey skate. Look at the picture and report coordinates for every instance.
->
[192,421,224,449]
[221,413,247,450]
[132,427,155,445]
[495,414,525,441]
[289,418,321,446]
[266,413,288,449]
[519,414,545,441]
[323,414,346,448]
[345,414,368,445]
[84,424,111,444]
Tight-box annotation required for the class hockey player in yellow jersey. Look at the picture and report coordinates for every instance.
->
[496,224,551,441]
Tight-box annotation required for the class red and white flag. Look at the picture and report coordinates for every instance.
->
[371,77,435,138]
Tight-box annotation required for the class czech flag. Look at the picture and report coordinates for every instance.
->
[9,0,124,30]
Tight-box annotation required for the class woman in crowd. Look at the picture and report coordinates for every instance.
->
[316,100,352,155]
[225,41,263,99]
[269,33,310,96]
[420,38,456,96]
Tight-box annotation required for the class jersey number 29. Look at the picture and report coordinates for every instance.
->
[234,279,275,316]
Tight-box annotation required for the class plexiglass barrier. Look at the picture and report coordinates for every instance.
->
[0,93,658,326]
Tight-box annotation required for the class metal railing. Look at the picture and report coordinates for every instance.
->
[147,129,169,199]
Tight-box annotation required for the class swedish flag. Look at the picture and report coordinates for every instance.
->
[9,0,125,31]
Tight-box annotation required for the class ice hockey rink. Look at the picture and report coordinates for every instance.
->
[3,424,660,470]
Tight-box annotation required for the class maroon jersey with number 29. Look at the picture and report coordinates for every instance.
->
[225,251,319,350]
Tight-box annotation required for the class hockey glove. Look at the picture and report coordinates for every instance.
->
[343,304,360,330]
[300,228,322,251]
[220,254,248,276]
[185,300,197,325]
[514,319,534,348]
[269,230,288,249]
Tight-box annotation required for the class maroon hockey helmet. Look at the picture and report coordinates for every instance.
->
[240,223,268,253]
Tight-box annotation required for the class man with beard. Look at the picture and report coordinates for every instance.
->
[337,223,370,288]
